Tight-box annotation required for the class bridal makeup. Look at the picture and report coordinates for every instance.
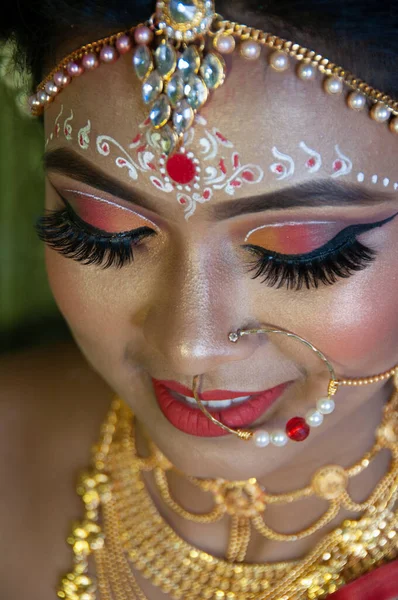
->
[41,46,398,480]
[61,189,159,233]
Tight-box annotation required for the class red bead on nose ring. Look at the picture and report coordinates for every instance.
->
[192,326,398,449]
[286,417,310,442]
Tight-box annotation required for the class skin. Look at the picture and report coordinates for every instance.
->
[42,45,398,569]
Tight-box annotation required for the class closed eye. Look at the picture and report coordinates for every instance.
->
[35,201,157,268]
[242,213,397,290]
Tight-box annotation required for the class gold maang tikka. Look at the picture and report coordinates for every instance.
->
[30,0,398,149]
[192,326,398,447]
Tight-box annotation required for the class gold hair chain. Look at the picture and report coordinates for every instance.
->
[31,0,398,139]
[57,380,398,600]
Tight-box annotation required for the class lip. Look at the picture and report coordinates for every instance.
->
[152,378,290,437]
[156,380,259,401]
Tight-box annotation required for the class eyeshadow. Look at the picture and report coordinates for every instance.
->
[244,222,346,255]
[64,192,153,233]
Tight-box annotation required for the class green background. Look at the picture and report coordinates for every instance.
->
[0,75,68,352]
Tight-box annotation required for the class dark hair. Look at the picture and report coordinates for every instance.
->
[2,0,397,95]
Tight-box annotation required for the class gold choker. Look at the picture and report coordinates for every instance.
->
[57,381,398,600]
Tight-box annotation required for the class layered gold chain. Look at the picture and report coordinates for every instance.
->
[57,386,398,600]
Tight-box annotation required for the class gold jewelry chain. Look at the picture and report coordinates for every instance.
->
[33,16,398,117]
[58,383,398,600]
[211,18,398,114]
[145,408,393,550]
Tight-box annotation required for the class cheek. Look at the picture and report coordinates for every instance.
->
[314,267,398,370]
[45,248,117,341]
[45,249,90,338]
[45,248,150,352]
[45,249,143,397]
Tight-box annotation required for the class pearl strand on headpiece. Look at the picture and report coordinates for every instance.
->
[29,5,398,139]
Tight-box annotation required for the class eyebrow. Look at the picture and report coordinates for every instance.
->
[44,147,158,212]
[44,147,396,220]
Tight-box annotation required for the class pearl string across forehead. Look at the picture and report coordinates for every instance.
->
[31,0,398,152]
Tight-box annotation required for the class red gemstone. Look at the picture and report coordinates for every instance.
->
[166,153,196,185]
[286,417,310,442]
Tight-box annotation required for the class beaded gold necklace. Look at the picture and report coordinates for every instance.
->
[57,385,398,600]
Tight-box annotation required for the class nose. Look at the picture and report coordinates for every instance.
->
[142,248,258,376]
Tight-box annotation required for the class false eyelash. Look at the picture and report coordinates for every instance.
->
[35,207,156,268]
[245,238,376,291]
[244,213,397,291]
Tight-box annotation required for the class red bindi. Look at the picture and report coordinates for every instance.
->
[166,153,196,185]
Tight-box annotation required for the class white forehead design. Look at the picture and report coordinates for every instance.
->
[46,106,398,218]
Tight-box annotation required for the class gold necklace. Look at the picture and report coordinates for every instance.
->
[57,386,398,600]
[148,435,388,560]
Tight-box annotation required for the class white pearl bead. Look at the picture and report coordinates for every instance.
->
[370,103,391,123]
[297,63,316,81]
[53,71,71,87]
[253,430,270,448]
[305,409,324,427]
[270,430,288,447]
[100,45,118,63]
[240,40,261,60]
[44,81,59,96]
[82,52,99,70]
[134,25,154,45]
[269,50,289,72]
[28,94,38,107]
[37,90,50,105]
[116,34,132,54]
[67,61,83,77]
[390,117,398,134]
[316,397,335,415]
[214,34,236,54]
[324,76,343,95]
[347,91,366,111]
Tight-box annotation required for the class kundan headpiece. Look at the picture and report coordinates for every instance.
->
[30,0,398,155]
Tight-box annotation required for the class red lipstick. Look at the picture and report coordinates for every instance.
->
[152,379,290,437]
[156,380,256,401]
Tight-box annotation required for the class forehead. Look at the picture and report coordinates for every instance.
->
[44,51,397,215]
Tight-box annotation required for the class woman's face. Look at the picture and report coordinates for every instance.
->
[44,49,398,480]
